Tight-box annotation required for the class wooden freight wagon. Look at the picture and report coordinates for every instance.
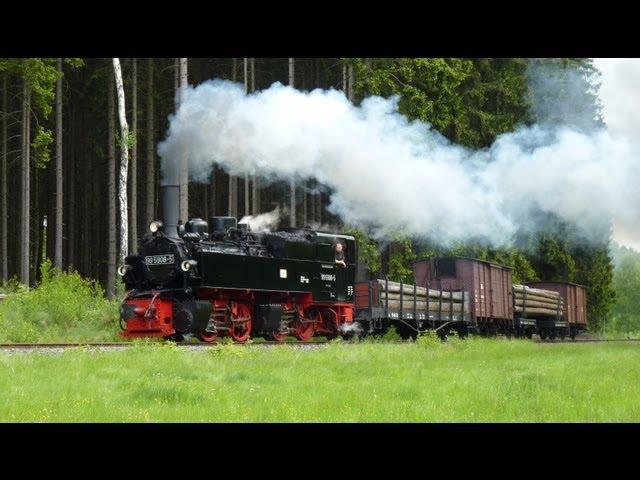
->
[525,281,588,339]
[354,278,471,339]
[512,284,565,339]
[413,257,514,334]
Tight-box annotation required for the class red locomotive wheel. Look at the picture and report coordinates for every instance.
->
[294,319,315,342]
[229,303,253,343]
[231,321,252,342]
[198,331,218,343]
[270,331,289,342]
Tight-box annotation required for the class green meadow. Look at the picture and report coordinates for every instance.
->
[1,338,639,422]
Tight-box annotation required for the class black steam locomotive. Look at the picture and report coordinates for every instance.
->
[119,185,357,342]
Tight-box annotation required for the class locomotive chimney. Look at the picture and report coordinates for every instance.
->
[161,184,180,238]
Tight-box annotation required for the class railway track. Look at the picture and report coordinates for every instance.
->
[0,337,638,352]
[534,337,640,344]
[0,341,328,352]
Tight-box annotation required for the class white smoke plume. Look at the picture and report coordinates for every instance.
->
[157,79,640,247]
[239,207,283,232]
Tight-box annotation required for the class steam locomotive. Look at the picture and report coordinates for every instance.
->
[119,185,356,342]
[119,185,588,342]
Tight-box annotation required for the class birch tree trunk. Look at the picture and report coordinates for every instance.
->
[288,58,296,227]
[250,58,259,215]
[1,74,8,281]
[54,58,63,269]
[106,69,116,299]
[178,58,188,223]
[129,58,137,252]
[228,58,237,217]
[145,58,155,225]
[243,58,250,216]
[20,77,31,286]
[113,58,130,271]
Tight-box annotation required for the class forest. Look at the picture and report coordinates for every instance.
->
[0,57,635,332]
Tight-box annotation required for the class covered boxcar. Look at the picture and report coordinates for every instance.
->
[413,257,514,334]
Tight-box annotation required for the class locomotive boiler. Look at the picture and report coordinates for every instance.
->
[119,185,357,342]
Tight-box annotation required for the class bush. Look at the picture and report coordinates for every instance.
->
[0,259,120,343]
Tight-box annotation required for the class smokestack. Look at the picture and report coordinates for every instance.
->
[161,184,180,237]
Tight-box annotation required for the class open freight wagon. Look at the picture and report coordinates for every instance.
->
[354,278,471,339]
[512,283,565,339]
[525,281,588,339]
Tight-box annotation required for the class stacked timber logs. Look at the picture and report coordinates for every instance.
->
[375,279,467,313]
[513,284,563,317]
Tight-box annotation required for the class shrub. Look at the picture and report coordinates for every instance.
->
[0,259,120,343]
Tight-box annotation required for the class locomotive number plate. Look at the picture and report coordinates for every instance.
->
[145,254,175,265]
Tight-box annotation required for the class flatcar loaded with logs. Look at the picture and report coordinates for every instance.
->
[118,186,588,342]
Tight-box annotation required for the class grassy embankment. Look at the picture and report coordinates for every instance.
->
[1,338,639,422]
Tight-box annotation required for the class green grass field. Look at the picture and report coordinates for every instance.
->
[1,338,639,422]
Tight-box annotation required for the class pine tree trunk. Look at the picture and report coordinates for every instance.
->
[1,74,8,281]
[32,168,40,282]
[348,63,354,101]
[106,68,116,299]
[130,58,138,252]
[113,58,130,271]
[145,58,155,226]
[81,120,90,275]
[313,60,321,225]
[209,168,216,217]
[228,59,237,218]
[178,58,188,223]
[54,58,63,269]
[20,77,31,286]
[243,58,250,217]
[67,102,75,270]
[288,58,296,227]
[342,62,347,92]
[250,58,259,215]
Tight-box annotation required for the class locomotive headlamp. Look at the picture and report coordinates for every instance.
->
[181,260,197,272]
[149,220,163,233]
[117,264,133,276]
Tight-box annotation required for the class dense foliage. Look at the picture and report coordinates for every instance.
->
[608,243,640,335]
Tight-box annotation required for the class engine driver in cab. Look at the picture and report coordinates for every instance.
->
[334,241,346,267]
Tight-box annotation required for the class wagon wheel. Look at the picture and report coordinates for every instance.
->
[540,329,548,340]
[229,303,252,343]
[396,323,418,341]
